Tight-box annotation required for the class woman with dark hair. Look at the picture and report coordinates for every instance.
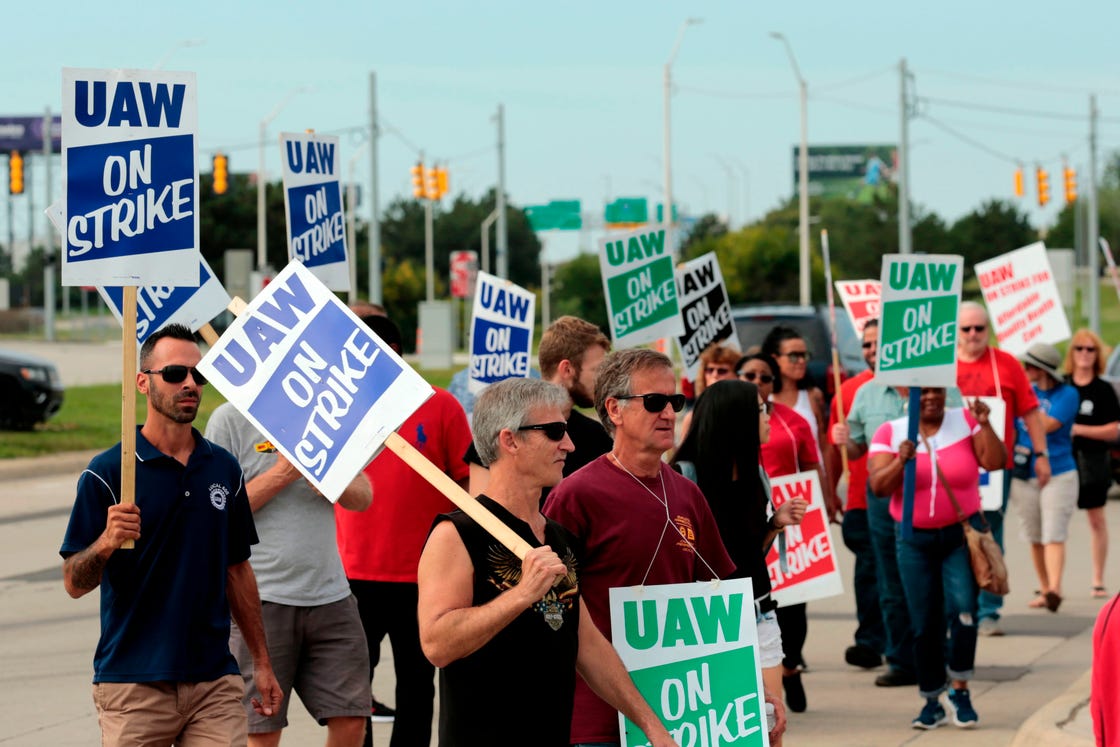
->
[734,352,824,714]
[761,325,827,459]
[673,379,802,746]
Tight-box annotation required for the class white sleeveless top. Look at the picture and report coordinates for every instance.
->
[792,389,819,442]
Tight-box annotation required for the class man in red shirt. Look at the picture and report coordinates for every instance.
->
[828,319,883,670]
[335,313,473,747]
[956,301,1050,637]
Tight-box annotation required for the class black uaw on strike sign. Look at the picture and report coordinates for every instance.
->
[674,252,739,379]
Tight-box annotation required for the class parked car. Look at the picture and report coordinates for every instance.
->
[0,348,65,430]
[730,304,867,401]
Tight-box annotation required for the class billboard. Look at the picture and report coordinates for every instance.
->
[793,144,897,202]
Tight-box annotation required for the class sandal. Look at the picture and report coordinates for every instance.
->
[1093,586,1109,599]
[1028,592,1048,609]
[1044,591,1063,612]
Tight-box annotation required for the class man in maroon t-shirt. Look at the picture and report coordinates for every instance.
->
[544,349,777,746]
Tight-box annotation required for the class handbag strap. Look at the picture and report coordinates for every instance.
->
[918,430,991,532]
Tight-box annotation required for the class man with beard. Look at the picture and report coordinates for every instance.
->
[61,324,280,745]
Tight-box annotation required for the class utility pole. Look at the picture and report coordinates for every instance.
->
[1088,94,1100,333]
[43,107,54,341]
[481,208,498,276]
[495,104,508,279]
[368,72,382,304]
[898,58,913,255]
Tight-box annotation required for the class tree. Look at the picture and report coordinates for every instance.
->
[679,213,728,259]
[550,252,608,331]
[947,199,1037,277]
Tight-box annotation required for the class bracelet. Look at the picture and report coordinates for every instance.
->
[768,515,784,532]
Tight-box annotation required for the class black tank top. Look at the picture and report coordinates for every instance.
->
[435,496,582,746]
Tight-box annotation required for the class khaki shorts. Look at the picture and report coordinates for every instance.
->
[230,594,370,732]
[93,673,246,747]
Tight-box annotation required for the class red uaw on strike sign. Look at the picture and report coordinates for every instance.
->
[835,279,881,335]
[766,471,843,606]
[974,241,1071,357]
[450,250,478,299]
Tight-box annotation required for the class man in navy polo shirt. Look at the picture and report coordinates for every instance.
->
[61,324,281,746]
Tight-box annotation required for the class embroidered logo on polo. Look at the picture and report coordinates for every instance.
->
[674,514,697,553]
[209,483,230,510]
[486,543,579,631]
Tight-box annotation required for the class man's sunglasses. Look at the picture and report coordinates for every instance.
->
[615,393,687,413]
[737,371,774,384]
[960,325,987,333]
[143,366,208,386]
[517,421,568,441]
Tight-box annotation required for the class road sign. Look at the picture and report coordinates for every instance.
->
[525,200,582,231]
[604,197,648,226]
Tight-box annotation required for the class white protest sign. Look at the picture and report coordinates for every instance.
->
[197,261,433,500]
[975,242,1071,357]
[97,255,230,343]
[280,132,350,291]
[674,252,739,380]
[875,254,963,388]
[468,272,535,394]
[835,279,881,335]
[976,397,1006,512]
[609,579,769,747]
[61,68,200,287]
[599,226,684,348]
[765,471,843,606]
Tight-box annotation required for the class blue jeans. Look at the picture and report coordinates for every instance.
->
[895,517,980,699]
[866,489,915,674]
[841,508,885,653]
[977,470,1011,622]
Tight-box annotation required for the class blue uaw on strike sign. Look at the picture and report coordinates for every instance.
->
[468,272,535,394]
[280,132,349,291]
[61,68,200,287]
[99,254,231,343]
[197,261,433,501]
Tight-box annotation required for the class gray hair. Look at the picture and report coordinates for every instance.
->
[959,300,989,323]
[594,349,673,437]
[472,378,570,465]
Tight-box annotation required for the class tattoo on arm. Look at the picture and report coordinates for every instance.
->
[65,546,107,592]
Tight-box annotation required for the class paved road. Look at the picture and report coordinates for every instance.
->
[0,448,1105,745]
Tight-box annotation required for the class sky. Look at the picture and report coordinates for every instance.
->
[6,0,1120,269]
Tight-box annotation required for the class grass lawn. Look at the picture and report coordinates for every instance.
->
[0,367,457,459]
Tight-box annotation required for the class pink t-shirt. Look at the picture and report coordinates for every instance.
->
[869,408,982,529]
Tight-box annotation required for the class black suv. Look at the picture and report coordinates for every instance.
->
[0,348,65,430]
[730,304,867,400]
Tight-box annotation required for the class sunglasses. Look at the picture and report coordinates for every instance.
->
[705,366,733,376]
[517,421,568,441]
[861,342,876,350]
[616,392,687,413]
[143,365,207,386]
[778,351,811,363]
[960,325,987,333]
[1073,345,1098,353]
[737,371,774,384]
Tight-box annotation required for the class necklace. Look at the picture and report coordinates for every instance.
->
[610,453,668,508]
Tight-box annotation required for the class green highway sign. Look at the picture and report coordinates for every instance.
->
[525,200,582,231]
[605,197,649,226]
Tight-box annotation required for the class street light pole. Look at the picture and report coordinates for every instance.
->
[664,18,702,250]
[257,87,309,272]
[153,39,204,70]
[771,32,810,307]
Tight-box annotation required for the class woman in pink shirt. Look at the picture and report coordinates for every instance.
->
[868,388,1003,731]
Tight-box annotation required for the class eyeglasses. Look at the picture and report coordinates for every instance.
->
[861,342,876,350]
[705,366,733,377]
[960,325,987,334]
[1074,345,1098,353]
[615,392,687,413]
[778,351,811,363]
[142,365,207,386]
[516,421,568,441]
[737,371,774,384]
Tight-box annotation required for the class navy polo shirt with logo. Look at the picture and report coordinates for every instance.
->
[60,426,257,684]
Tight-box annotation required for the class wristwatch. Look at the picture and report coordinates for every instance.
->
[1033,451,1049,459]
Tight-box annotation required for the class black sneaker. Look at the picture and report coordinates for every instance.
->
[912,698,947,730]
[875,668,918,687]
[370,698,396,723]
[783,671,807,713]
[844,644,882,669]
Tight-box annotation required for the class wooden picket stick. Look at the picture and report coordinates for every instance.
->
[821,231,850,498]
[120,286,138,549]
[1100,238,1120,305]
[198,324,219,346]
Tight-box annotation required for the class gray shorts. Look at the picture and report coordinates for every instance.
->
[230,594,371,732]
[1011,470,1079,544]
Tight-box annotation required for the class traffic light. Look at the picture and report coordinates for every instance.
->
[1063,165,1077,204]
[1013,167,1024,197]
[425,165,440,201]
[8,151,23,195]
[212,153,228,195]
[1036,166,1050,207]
[436,167,449,199]
[411,162,425,199]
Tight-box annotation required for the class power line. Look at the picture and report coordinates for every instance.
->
[916,68,1120,98]
[813,64,896,93]
[676,83,792,100]
[916,114,1021,164]
[811,95,895,116]
[921,95,1120,124]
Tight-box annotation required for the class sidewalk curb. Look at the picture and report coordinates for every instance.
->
[1011,660,1093,746]
[0,450,98,482]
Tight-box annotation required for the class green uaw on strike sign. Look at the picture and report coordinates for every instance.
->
[875,254,963,387]
[609,580,769,746]
[599,226,685,348]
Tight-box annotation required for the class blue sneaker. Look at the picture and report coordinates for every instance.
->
[944,687,979,728]
[911,698,947,730]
